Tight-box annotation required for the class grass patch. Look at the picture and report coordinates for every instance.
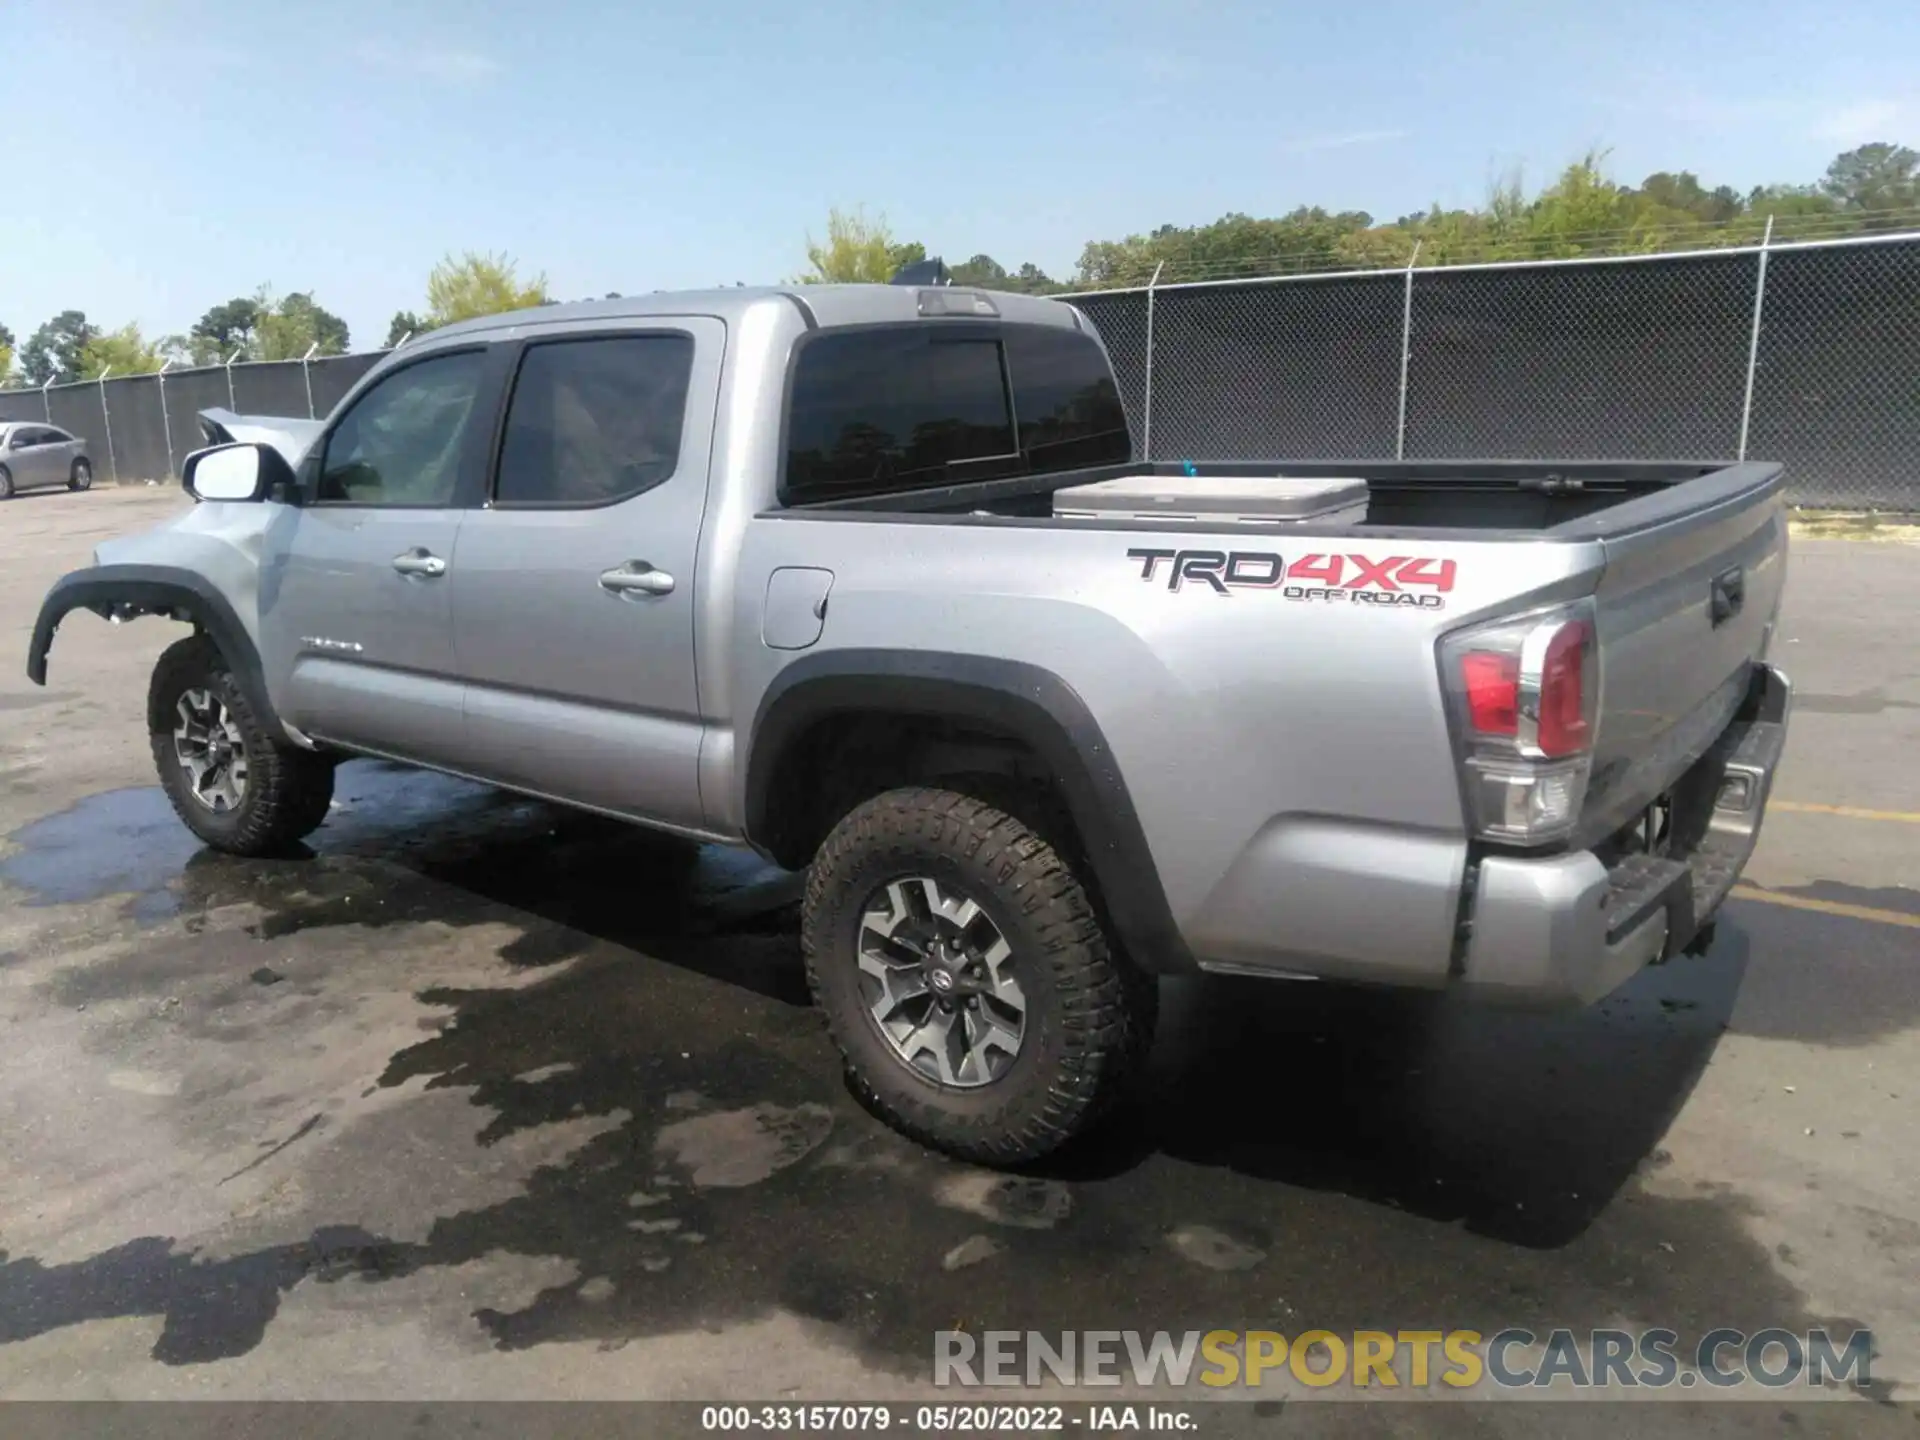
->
[1787,510,1920,543]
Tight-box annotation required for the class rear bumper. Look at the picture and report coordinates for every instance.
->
[1458,662,1791,1006]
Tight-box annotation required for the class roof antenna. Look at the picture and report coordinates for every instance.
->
[890,257,949,286]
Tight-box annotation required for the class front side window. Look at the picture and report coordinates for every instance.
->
[494,335,694,506]
[784,329,1017,504]
[317,350,486,506]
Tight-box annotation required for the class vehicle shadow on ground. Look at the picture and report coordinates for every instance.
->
[0,764,1893,1392]
[1050,945,1746,1251]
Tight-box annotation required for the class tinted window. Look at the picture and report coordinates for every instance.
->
[44,427,72,444]
[11,427,44,447]
[784,330,1016,503]
[495,335,694,506]
[1005,327,1132,469]
[318,350,485,506]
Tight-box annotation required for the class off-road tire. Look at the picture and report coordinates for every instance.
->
[69,458,93,491]
[148,635,335,856]
[802,787,1156,1165]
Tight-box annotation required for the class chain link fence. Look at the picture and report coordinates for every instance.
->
[1066,229,1920,511]
[5,230,1917,506]
[0,350,397,485]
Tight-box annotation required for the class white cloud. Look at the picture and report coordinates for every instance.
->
[1280,128,1409,154]
[1814,99,1911,146]
[354,43,503,84]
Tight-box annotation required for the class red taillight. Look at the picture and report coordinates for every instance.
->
[1536,620,1591,758]
[1461,651,1519,736]
[1441,602,1597,846]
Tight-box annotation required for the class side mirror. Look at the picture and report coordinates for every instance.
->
[181,442,294,503]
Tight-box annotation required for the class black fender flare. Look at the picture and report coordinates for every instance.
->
[744,649,1195,974]
[27,564,284,739]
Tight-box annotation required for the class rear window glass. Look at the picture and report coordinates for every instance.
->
[784,330,1015,503]
[1003,327,1131,470]
[782,323,1132,504]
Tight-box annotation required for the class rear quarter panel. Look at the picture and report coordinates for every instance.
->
[724,515,1607,974]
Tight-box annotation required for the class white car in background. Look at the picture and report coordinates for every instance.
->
[0,422,93,498]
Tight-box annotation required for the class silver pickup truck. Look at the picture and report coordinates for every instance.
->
[26,283,1791,1165]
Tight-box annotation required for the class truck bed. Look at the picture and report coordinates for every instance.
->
[771,452,1789,871]
[796,457,1779,540]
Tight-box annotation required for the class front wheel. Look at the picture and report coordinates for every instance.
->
[148,636,335,856]
[802,787,1155,1165]
[0,465,13,500]
[69,459,93,491]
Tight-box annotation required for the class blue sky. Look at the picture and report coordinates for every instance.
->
[4,0,1915,352]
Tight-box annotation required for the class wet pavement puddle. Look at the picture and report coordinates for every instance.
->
[0,759,1898,1394]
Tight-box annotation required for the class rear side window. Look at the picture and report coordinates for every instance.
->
[495,334,695,506]
[783,323,1131,504]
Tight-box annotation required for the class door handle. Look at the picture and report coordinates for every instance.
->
[392,548,447,578]
[599,563,675,597]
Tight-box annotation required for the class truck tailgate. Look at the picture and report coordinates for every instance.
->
[1576,470,1789,848]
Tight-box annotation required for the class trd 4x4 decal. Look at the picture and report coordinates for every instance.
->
[1127,548,1457,609]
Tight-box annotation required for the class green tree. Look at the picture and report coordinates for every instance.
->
[188,296,264,367]
[425,252,550,328]
[794,208,926,283]
[947,254,1008,288]
[1821,143,1920,216]
[1011,262,1058,293]
[1634,171,1743,224]
[78,323,164,379]
[1055,143,1920,286]
[0,321,14,387]
[1076,207,1376,286]
[945,254,1060,293]
[21,311,97,386]
[1521,153,1649,256]
[385,310,423,347]
[255,290,350,360]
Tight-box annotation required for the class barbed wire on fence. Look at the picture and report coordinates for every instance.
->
[1063,205,1920,291]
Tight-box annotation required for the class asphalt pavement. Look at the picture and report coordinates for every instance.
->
[0,485,1915,1436]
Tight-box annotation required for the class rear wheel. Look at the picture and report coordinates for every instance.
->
[68,458,93,491]
[802,787,1154,1165]
[148,636,335,856]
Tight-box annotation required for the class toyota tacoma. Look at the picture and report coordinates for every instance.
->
[26,282,1791,1164]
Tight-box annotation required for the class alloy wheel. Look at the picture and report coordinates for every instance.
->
[172,688,250,812]
[856,875,1027,1087]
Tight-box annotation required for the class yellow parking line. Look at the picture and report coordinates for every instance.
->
[1730,885,1920,930]
[1770,800,1920,824]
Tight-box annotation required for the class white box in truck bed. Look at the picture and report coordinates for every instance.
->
[1052,473,1370,526]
